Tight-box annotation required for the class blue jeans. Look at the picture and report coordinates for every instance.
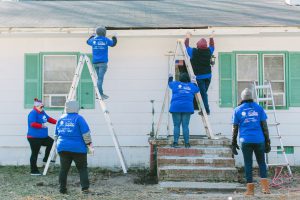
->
[94,63,108,95]
[172,113,191,144]
[241,142,267,183]
[196,78,211,114]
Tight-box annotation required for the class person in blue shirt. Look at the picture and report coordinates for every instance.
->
[87,26,117,100]
[27,98,57,175]
[55,100,93,194]
[169,73,199,148]
[185,32,215,115]
[231,88,271,196]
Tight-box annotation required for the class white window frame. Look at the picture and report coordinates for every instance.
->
[262,54,286,106]
[42,55,76,108]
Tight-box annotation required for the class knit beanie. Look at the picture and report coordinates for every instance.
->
[66,100,80,114]
[96,26,106,37]
[241,88,253,101]
[179,73,190,83]
[197,38,208,49]
[34,98,43,107]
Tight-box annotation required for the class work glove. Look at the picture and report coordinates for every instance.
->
[87,143,95,155]
[231,143,240,155]
[185,31,192,38]
[265,139,271,153]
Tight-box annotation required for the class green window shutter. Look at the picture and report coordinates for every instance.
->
[289,52,300,106]
[24,54,41,108]
[79,54,95,109]
[219,52,234,107]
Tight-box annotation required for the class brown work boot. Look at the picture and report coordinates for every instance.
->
[261,178,271,194]
[244,183,254,196]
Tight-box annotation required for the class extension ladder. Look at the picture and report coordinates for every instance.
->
[43,54,128,175]
[253,81,292,177]
[155,39,215,139]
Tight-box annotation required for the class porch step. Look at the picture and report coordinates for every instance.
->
[158,156,235,167]
[158,166,238,182]
[157,147,232,158]
[153,137,231,147]
[160,181,245,193]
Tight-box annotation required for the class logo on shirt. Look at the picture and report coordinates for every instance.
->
[241,112,246,116]
[42,115,47,123]
[60,121,64,125]
[178,85,182,89]
[248,110,258,117]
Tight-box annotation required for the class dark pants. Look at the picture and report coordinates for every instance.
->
[196,78,211,114]
[27,137,54,172]
[59,151,89,191]
[241,142,267,183]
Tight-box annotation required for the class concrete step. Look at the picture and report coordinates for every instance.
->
[157,156,235,167]
[158,166,238,182]
[157,147,232,158]
[160,181,245,193]
[153,137,231,147]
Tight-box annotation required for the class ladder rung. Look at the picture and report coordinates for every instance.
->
[268,122,280,126]
[270,135,281,139]
[267,163,289,166]
[271,149,284,152]
[255,85,271,89]
[257,97,273,102]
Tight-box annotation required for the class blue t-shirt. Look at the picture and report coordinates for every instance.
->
[169,81,200,113]
[27,109,50,138]
[87,36,114,64]
[55,113,90,153]
[232,102,267,143]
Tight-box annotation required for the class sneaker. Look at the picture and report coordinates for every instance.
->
[185,143,191,148]
[101,94,109,100]
[30,170,41,176]
[59,188,67,194]
[171,142,179,148]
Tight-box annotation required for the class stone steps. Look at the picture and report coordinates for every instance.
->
[153,137,231,147]
[158,156,235,167]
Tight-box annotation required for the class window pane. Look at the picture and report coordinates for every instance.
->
[51,96,66,107]
[264,55,284,81]
[237,55,258,81]
[44,83,71,94]
[273,94,284,106]
[44,55,76,81]
[270,82,284,93]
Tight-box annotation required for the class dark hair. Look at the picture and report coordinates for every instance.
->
[238,99,254,106]
[179,73,190,83]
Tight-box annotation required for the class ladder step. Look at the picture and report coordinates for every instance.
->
[271,149,284,152]
[270,135,281,139]
[267,163,289,167]
[257,97,273,102]
[255,85,271,89]
[268,122,280,126]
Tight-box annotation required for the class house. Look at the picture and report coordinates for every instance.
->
[0,0,300,168]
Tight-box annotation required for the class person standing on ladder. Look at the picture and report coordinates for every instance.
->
[54,100,94,194]
[168,73,199,148]
[231,88,271,196]
[184,31,215,115]
[27,98,57,175]
[87,26,117,100]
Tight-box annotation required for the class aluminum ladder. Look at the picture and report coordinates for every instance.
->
[253,80,292,177]
[43,54,128,175]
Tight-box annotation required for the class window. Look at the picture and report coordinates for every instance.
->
[219,51,300,108]
[277,146,294,154]
[43,55,77,107]
[235,53,286,107]
[24,53,94,109]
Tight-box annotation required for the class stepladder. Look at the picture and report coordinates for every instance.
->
[155,39,215,139]
[43,54,128,175]
[253,80,292,177]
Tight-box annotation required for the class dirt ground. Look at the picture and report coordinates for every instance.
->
[1,166,300,200]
